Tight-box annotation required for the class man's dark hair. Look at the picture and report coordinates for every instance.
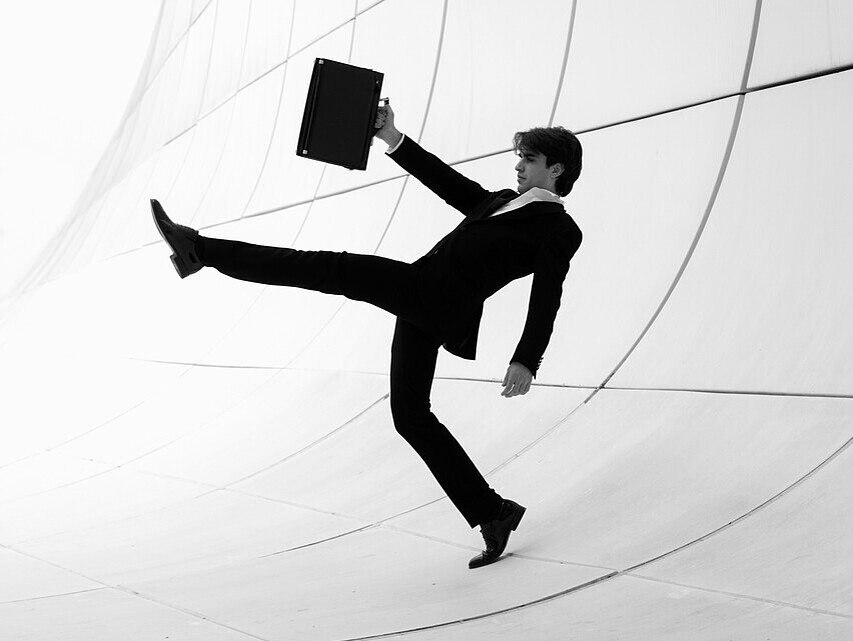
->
[513,126,583,197]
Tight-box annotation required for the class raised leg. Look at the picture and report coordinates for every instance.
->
[199,236,434,329]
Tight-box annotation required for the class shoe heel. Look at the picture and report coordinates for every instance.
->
[509,505,526,531]
[170,254,190,279]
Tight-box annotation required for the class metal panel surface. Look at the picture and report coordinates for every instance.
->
[0,547,100,602]
[636,433,853,616]
[239,0,295,86]
[191,64,285,228]
[289,0,355,55]
[391,389,853,571]
[379,574,853,640]
[554,0,755,130]
[611,72,853,395]
[198,0,252,116]
[0,466,206,544]
[127,527,604,641]
[420,0,574,162]
[315,0,444,196]
[748,0,853,88]
[236,380,589,525]
[132,370,391,486]
[0,588,257,641]
[15,490,366,586]
[244,25,353,215]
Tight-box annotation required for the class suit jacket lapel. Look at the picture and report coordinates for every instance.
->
[469,194,564,225]
[467,189,518,222]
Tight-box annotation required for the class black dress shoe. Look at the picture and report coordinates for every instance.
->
[468,499,526,569]
[150,199,203,278]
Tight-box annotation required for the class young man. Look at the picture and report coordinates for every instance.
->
[151,104,582,569]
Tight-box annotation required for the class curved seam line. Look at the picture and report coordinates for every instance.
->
[238,3,296,219]
[186,0,256,227]
[598,93,746,389]
[485,388,596,477]
[185,101,239,227]
[263,16,362,373]
[193,0,220,124]
[0,400,148,471]
[226,393,390,486]
[622,432,853,576]
[741,0,764,92]
[0,587,106,607]
[547,0,578,126]
[0,369,283,506]
[122,0,214,123]
[347,0,357,61]
[122,0,380,142]
[192,1,294,366]
[337,572,621,641]
[599,0,762,389]
[157,0,391,137]
[119,358,853,400]
[199,11,350,381]
[342,435,853,640]
[275,0,448,368]
[372,0,448,254]
[627,573,853,621]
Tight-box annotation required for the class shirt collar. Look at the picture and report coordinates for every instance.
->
[521,187,562,203]
[492,187,563,216]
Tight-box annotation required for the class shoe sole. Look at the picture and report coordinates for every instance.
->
[150,199,193,279]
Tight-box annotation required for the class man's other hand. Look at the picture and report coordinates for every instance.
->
[501,362,533,398]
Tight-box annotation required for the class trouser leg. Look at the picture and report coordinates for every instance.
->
[390,317,502,528]
[199,237,429,324]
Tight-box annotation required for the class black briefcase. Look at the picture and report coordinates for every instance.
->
[296,58,384,171]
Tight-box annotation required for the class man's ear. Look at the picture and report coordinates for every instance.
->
[550,162,564,180]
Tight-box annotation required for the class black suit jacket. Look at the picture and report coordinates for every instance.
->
[389,137,582,375]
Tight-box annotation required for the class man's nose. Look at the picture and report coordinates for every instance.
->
[514,160,523,172]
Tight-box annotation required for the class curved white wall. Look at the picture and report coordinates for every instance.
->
[2,1,853,639]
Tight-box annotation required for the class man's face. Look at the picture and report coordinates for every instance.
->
[514,149,559,195]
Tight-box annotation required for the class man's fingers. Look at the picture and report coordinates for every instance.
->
[502,375,519,397]
[500,368,533,398]
[501,362,535,398]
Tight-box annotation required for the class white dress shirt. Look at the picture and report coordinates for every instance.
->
[490,187,563,216]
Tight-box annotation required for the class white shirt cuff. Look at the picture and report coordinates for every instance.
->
[385,133,406,155]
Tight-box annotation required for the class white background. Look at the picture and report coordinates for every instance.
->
[0,1,160,298]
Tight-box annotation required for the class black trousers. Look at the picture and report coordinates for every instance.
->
[199,237,502,527]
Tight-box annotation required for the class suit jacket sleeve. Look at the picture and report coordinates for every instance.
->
[511,228,581,376]
[388,136,490,216]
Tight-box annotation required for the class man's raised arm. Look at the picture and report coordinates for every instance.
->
[374,103,489,216]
